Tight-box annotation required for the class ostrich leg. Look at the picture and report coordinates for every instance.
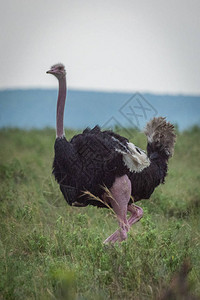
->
[103,204,143,244]
[103,175,131,244]
[128,204,143,225]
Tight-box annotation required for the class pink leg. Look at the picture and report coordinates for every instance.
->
[103,204,143,244]
[103,175,137,244]
[128,204,143,226]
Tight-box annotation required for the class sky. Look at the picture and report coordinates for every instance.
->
[1,0,200,94]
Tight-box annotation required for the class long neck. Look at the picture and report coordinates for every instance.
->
[56,76,67,138]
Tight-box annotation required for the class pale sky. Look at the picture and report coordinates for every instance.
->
[1,0,200,94]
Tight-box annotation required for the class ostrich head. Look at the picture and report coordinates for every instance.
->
[46,63,66,80]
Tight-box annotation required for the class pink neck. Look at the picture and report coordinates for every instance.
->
[56,76,67,138]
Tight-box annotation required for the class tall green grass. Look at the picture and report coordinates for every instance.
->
[0,127,199,299]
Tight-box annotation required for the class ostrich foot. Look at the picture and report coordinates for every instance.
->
[103,204,143,244]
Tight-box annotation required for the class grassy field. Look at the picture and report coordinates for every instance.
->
[0,126,200,300]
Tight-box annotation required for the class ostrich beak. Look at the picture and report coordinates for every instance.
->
[46,70,52,74]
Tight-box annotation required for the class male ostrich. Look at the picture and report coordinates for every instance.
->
[46,63,176,244]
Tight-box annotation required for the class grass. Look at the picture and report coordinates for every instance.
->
[0,126,200,299]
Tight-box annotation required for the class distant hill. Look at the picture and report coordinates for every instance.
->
[0,89,199,131]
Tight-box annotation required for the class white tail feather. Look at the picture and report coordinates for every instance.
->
[144,117,176,157]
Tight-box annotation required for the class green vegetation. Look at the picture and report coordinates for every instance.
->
[0,127,200,299]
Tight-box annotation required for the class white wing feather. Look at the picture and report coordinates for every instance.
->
[116,142,150,172]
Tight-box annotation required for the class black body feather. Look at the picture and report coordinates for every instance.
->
[53,126,129,207]
[53,120,173,208]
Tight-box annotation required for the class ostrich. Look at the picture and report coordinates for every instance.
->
[46,63,176,244]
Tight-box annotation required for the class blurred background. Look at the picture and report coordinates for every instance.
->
[0,0,200,131]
